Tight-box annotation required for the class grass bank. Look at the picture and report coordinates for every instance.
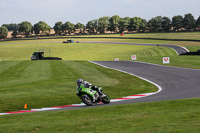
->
[0,98,200,133]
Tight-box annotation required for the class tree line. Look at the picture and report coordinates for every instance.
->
[1,13,200,39]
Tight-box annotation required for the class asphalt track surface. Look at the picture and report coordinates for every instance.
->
[92,61,200,103]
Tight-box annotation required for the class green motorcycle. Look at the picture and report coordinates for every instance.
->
[79,86,110,106]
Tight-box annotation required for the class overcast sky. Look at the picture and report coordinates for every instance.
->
[0,0,200,27]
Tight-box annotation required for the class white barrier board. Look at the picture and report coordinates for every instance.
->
[115,58,119,61]
[163,57,170,64]
[131,55,137,60]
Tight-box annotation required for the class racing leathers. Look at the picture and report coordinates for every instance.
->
[76,81,104,97]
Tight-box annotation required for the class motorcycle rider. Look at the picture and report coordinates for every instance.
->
[76,79,84,96]
[76,79,105,97]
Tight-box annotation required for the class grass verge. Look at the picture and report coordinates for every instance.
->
[138,55,200,69]
[0,98,200,133]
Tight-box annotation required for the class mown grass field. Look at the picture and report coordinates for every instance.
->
[0,40,177,61]
[0,61,157,112]
[0,98,200,133]
[1,38,200,69]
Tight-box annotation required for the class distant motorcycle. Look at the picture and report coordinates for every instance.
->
[79,86,110,106]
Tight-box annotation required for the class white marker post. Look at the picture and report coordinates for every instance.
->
[163,57,170,64]
[115,58,119,61]
[131,55,137,60]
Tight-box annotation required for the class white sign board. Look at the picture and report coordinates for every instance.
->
[163,57,170,64]
[115,58,119,61]
[131,55,137,60]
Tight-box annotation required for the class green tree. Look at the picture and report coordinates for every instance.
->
[33,24,40,34]
[196,16,200,30]
[128,17,142,32]
[139,19,147,32]
[18,21,32,37]
[92,20,98,34]
[183,13,196,31]
[109,15,121,33]
[34,21,51,35]
[54,22,63,35]
[172,15,183,31]
[0,26,8,39]
[148,16,162,32]
[2,23,18,31]
[98,16,110,34]
[11,31,18,38]
[75,22,85,34]
[86,20,98,34]
[161,17,171,32]
[63,22,75,35]
[86,21,94,34]
[119,17,130,33]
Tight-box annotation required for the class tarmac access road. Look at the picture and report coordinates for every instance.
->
[82,42,190,55]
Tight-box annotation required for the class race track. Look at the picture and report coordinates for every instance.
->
[1,42,199,115]
[92,61,200,105]
[67,42,198,107]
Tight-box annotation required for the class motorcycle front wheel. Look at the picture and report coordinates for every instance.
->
[81,94,93,106]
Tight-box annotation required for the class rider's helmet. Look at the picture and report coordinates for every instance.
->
[84,81,91,88]
[77,79,83,86]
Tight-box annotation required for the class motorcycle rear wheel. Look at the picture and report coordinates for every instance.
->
[102,95,110,104]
